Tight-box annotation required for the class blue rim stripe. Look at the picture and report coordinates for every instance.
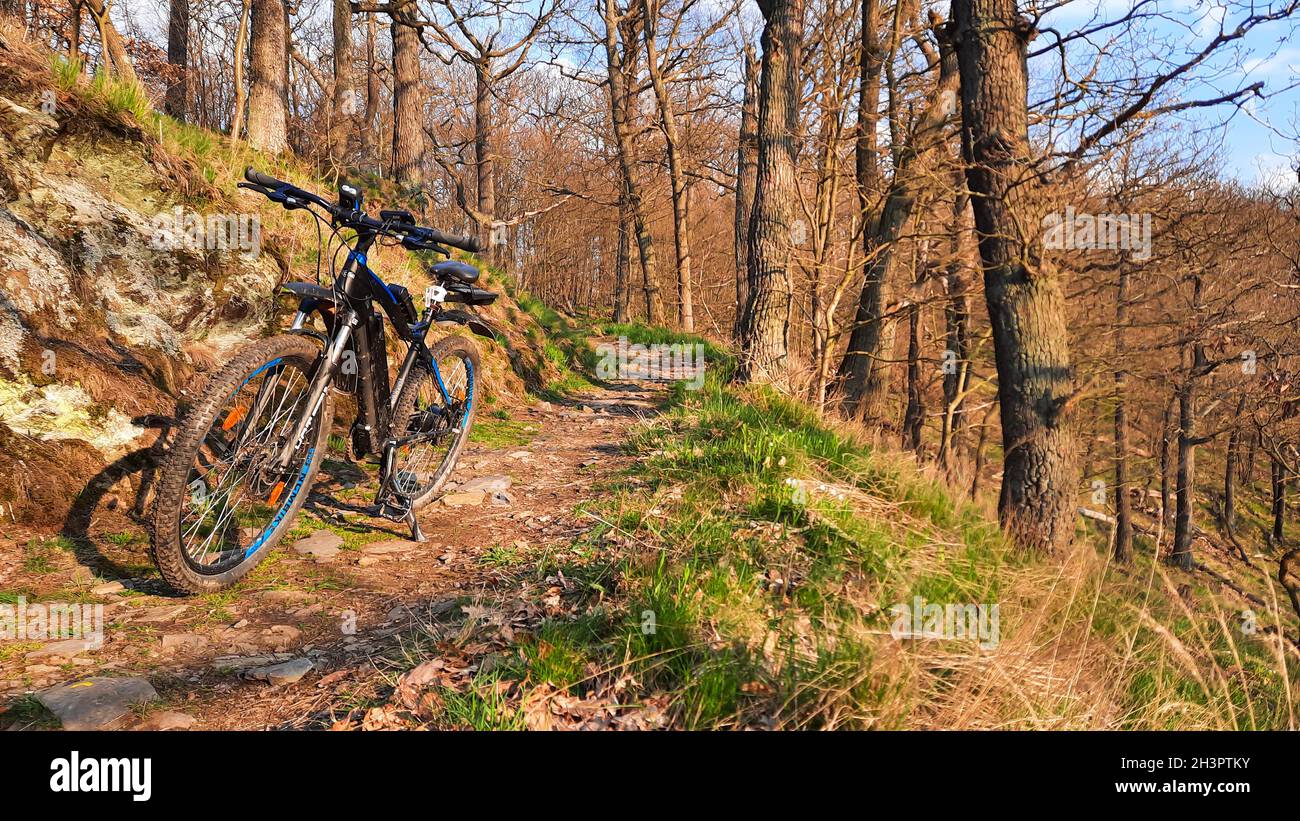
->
[243,446,315,558]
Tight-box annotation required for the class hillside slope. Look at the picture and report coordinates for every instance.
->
[0,22,560,529]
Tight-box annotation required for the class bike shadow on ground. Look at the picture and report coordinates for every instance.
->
[59,414,175,591]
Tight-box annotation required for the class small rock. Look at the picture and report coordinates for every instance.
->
[212,654,289,671]
[91,581,126,595]
[460,475,513,494]
[508,450,532,460]
[292,530,344,559]
[160,633,209,651]
[230,619,249,630]
[126,604,188,624]
[25,637,102,661]
[442,490,486,507]
[357,555,383,567]
[70,566,95,584]
[257,589,314,605]
[490,490,514,507]
[262,625,302,651]
[37,677,158,731]
[136,711,197,731]
[361,540,417,555]
[247,658,314,686]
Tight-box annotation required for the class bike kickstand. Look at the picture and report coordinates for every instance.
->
[406,506,427,543]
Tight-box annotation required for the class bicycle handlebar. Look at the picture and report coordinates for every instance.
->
[241,167,484,254]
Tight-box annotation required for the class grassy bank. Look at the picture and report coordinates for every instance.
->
[402,318,1297,730]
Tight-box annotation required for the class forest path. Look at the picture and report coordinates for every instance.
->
[0,378,664,730]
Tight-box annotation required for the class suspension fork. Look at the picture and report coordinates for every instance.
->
[274,309,356,469]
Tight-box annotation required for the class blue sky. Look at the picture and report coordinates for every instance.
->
[1037,0,1300,186]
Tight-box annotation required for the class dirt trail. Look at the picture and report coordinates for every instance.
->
[0,380,663,730]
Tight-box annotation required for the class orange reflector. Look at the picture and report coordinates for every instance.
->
[222,405,248,431]
[267,481,286,507]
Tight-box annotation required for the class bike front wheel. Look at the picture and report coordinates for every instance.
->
[387,334,482,511]
[151,335,333,594]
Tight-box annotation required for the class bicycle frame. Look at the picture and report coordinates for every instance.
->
[272,231,460,539]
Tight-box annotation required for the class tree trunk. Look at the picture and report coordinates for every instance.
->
[390,4,425,189]
[1272,454,1287,545]
[938,179,971,472]
[1223,398,1246,534]
[331,0,353,167]
[902,295,924,451]
[837,18,958,422]
[614,200,630,322]
[473,57,497,250]
[641,0,694,332]
[247,0,288,155]
[736,0,804,385]
[84,0,137,85]
[603,0,664,325]
[953,0,1076,554]
[1159,394,1174,538]
[165,0,190,120]
[1113,257,1132,562]
[734,46,759,340]
[230,0,251,141]
[1171,370,1198,571]
[69,1,82,61]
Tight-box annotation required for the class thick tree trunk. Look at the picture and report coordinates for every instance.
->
[247,0,288,155]
[734,47,759,340]
[953,0,1076,554]
[390,5,424,189]
[474,58,496,249]
[331,0,353,166]
[166,0,190,120]
[736,0,804,385]
[602,0,664,325]
[230,0,251,141]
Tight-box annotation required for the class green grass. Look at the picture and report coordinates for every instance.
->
[21,537,74,574]
[469,417,539,447]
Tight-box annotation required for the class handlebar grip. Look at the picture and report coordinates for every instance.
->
[244,167,284,190]
[426,228,484,254]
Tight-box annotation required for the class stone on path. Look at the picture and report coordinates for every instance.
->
[123,604,188,624]
[25,637,102,661]
[442,489,486,507]
[459,475,512,494]
[292,530,343,559]
[246,657,314,686]
[135,711,197,731]
[37,677,158,730]
[361,540,418,555]
[160,633,209,651]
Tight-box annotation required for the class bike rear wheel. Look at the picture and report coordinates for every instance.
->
[387,334,481,510]
[151,335,333,594]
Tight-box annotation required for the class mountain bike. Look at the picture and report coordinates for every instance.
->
[150,168,500,594]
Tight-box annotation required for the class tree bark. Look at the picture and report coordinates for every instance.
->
[474,58,496,249]
[230,0,252,141]
[614,199,630,322]
[331,0,354,167]
[166,0,190,120]
[1113,257,1132,562]
[953,0,1076,554]
[736,0,804,386]
[734,46,759,340]
[938,177,971,472]
[641,0,695,332]
[1222,397,1246,535]
[69,1,82,61]
[1272,454,1287,545]
[390,2,425,189]
[1171,365,1199,571]
[84,0,137,85]
[247,0,288,155]
[602,0,664,325]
